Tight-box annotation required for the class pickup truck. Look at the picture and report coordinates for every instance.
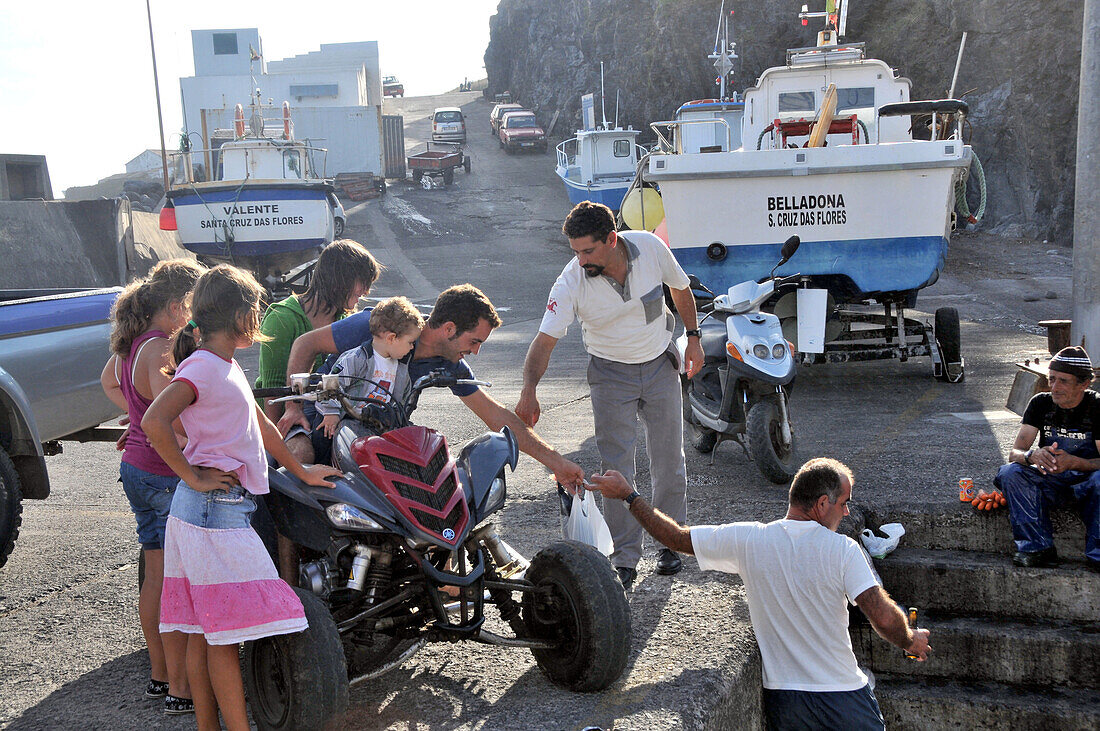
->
[0,288,123,567]
[498,111,548,153]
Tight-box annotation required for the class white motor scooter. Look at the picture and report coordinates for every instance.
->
[675,236,824,483]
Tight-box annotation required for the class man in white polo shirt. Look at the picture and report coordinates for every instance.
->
[517,201,704,591]
[586,457,931,730]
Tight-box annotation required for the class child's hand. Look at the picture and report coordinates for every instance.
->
[322,413,340,438]
[301,463,341,488]
[190,466,241,492]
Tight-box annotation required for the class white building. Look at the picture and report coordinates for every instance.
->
[126,149,166,174]
[179,29,384,178]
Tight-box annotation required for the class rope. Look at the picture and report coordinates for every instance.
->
[857,119,869,145]
[954,151,987,225]
[756,124,775,150]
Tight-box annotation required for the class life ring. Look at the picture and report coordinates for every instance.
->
[234,104,245,138]
[282,102,291,139]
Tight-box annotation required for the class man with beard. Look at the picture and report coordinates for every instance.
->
[517,201,704,591]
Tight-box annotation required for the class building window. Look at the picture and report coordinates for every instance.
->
[289,84,339,98]
[212,33,238,56]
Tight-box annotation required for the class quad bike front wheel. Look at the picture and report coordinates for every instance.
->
[243,587,348,731]
[522,540,630,691]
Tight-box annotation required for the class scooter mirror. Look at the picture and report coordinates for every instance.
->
[778,235,801,266]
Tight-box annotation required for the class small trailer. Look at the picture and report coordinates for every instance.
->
[407,142,471,187]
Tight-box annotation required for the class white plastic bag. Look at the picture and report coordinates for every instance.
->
[859,522,905,559]
[561,488,614,556]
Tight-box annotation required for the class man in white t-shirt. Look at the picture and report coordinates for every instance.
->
[518,201,705,591]
[587,457,931,730]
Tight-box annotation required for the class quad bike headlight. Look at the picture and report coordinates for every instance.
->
[482,476,507,518]
[325,503,384,531]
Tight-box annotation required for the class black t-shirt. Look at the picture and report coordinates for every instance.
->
[1021,389,1100,459]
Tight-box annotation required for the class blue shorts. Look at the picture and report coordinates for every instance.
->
[120,462,179,550]
[169,480,257,530]
[764,685,885,731]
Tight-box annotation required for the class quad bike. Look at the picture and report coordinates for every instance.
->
[245,370,630,730]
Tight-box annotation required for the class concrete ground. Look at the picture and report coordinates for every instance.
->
[0,89,1078,730]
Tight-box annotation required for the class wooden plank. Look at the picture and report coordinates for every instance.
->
[807,84,838,148]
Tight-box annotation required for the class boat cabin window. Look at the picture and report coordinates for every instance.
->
[836,87,875,112]
[283,149,302,179]
[778,91,816,113]
[613,139,632,157]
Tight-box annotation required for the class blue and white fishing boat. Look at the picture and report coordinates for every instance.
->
[161,89,337,288]
[555,69,646,211]
[644,0,983,379]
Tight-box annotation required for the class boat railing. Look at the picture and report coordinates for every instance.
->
[164,144,330,189]
[649,118,733,154]
[875,99,969,145]
[785,42,866,66]
[555,139,578,170]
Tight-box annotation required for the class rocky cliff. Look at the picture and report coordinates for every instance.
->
[485,0,1084,242]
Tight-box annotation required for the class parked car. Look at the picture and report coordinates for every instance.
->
[383,75,404,97]
[0,287,124,567]
[489,103,526,136]
[498,111,548,153]
[328,193,345,238]
[431,107,467,143]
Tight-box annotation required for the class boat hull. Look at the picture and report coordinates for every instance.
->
[556,171,632,211]
[647,141,970,303]
[167,183,332,265]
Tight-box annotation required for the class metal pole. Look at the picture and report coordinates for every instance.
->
[948,32,968,98]
[1073,0,1100,361]
[145,0,170,192]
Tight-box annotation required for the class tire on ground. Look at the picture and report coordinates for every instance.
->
[681,377,717,453]
[747,397,798,484]
[0,447,23,569]
[443,168,454,186]
[934,306,963,381]
[522,540,630,692]
[243,587,349,731]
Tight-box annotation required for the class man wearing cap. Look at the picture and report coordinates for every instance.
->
[995,345,1100,569]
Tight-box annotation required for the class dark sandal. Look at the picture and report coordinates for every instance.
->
[144,679,169,699]
[164,695,195,715]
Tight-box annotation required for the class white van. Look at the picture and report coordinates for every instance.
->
[432,107,467,143]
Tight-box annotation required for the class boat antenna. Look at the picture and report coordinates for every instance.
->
[600,61,609,129]
[709,1,737,101]
[144,0,170,193]
[614,89,620,129]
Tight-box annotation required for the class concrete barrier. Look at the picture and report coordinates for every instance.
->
[0,198,192,289]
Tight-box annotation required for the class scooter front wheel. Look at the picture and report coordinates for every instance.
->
[747,398,798,484]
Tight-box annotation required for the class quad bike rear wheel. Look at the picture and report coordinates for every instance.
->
[243,587,348,731]
[522,540,630,691]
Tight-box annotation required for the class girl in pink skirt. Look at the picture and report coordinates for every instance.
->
[143,265,340,731]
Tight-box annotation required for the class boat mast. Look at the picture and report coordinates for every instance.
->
[144,0,170,193]
[708,0,737,101]
[600,62,609,129]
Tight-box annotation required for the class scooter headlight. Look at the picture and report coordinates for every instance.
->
[325,503,384,531]
[753,344,770,360]
[772,343,786,359]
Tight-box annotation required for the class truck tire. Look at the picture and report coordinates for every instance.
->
[0,447,23,569]
[522,540,630,691]
[243,587,348,731]
[747,397,798,484]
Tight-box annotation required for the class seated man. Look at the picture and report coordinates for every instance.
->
[995,346,1100,569]
[279,283,585,487]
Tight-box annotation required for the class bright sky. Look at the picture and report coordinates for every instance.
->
[0,1,499,196]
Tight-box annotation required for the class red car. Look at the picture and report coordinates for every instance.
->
[498,111,547,153]
[383,75,404,97]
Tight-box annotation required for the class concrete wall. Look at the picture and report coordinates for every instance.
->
[192,29,263,77]
[125,150,165,174]
[0,198,192,289]
[0,155,53,201]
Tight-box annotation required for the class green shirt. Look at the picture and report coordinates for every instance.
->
[256,295,346,389]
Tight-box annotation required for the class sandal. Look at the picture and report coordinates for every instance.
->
[164,695,195,715]
[144,679,169,699]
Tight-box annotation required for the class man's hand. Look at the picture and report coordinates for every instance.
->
[905,628,931,662]
[552,456,585,492]
[277,401,310,437]
[586,470,633,500]
[516,387,541,427]
[684,338,704,379]
[1047,443,1085,473]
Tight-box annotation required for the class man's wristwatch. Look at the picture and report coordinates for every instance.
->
[624,490,641,506]
[684,329,701,338]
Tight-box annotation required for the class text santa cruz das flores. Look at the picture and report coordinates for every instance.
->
[199,203,305,230]
[767,194,848,228]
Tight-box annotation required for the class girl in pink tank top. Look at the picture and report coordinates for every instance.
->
[101,259,204,713]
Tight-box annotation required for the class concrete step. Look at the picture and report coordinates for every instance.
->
[873,674,1100,731]
[862,502,1086,556]
[874,548,1100,622]
[852,614,1100,689]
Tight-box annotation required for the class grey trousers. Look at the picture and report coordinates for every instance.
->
[587,352,688,569]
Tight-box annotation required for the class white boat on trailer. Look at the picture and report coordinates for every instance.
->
[160,89,338,291]
[644,1,980,382]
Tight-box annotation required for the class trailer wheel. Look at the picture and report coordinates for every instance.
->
[443,168,454,186]
[463,157,472,174]
[0,447,23,569]
[934,307,964,383]
[412,170,423,183]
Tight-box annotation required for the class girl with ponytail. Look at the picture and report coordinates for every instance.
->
[100,258,204,714]
[142,265,340,731]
